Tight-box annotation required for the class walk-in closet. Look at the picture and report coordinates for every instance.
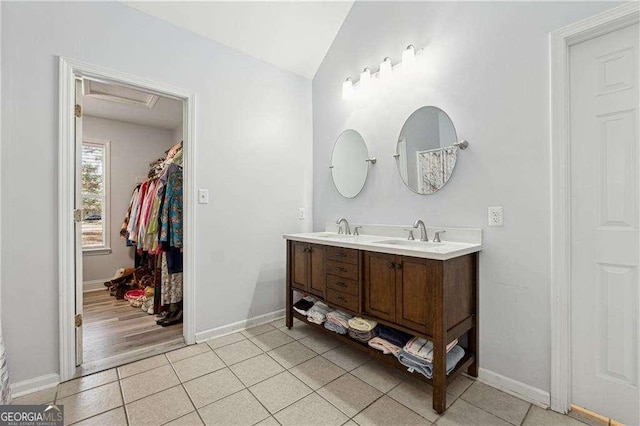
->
[80,79,186,372]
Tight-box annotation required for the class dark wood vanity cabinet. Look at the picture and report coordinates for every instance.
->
[290,242,326,298]
[286,239,479,415]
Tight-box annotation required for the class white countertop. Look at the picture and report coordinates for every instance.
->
[283,231,482,260]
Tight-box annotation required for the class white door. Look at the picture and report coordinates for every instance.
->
[75,77,84,366]
[570,23,639,425]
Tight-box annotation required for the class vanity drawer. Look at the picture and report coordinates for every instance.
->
[326,274,359,296]
[326,260,359,280]
[326,289,359,312]
[326,246,359,265]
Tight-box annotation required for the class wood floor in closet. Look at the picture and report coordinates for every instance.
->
[83,290,183,365]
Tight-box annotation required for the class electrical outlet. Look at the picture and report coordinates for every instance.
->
[488,206,504,227]
[198,189,209,204]
[298,207,306,220]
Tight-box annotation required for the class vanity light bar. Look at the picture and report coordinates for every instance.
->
[342,45,424,100]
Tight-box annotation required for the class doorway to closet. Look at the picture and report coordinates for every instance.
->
[59,58,196,381]
[78,77,186,374]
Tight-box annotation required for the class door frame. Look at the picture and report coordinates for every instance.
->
[58,57,197,382]
[549,2,639,414]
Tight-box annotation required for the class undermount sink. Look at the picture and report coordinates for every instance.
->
[374,239,444,248]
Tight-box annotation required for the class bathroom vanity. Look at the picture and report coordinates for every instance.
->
[284,226,481,414]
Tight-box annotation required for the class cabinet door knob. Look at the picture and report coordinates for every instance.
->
[387,262,394,269]
[394,263,402,270]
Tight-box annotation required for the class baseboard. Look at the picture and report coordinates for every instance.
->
[478,368,550,409]
[195,309,285,343]
[83,279,108,292]
[10,373,60,399]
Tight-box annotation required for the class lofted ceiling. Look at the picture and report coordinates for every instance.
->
[83,80,183,130]
[122,1,354,79]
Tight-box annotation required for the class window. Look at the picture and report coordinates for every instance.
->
[82,139,110,253]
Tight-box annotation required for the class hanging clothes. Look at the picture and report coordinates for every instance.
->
[159,164,183,249]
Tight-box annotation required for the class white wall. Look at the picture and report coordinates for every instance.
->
[1,2,312,384]
[312,1,619,394]
[82,116,177,285]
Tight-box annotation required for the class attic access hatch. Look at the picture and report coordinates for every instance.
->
[85,80,159,108]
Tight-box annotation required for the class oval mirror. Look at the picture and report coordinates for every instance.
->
[395,106,459,194]
[331,129,372,198]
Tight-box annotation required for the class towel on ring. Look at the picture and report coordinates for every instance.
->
[397,345,465,379]
[326,310,352,328]
[368,337,401,356]
[403,337,460,363]
[307,302,330,324]
[348,327,376,342]
[324,319,348,334]
[376,324,412,348]
[347,317,377,332]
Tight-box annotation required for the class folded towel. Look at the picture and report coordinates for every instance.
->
[326,310,353,328]
[404,337,460,363]
[324,319,348,334]
[348,317,377,332]
[348,327,376,342]
[293,297,315,316]
[368,337,401,356]
[397,345,465,379]
[376,324,412,348]
[307,302,330,324]
[404,337,433,360]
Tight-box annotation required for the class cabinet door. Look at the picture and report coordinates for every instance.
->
[291,242,309,291]
[395,256,438,334]
[308,244,326,297]
[363,251,396,321]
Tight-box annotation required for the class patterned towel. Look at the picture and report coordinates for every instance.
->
[324,319,348,334]
[348,327,376,342]
[398,345,465,379]
[368,337,401,357]
[307,302,330,324]
[348,317,377,332]
[403,337,460,362]
[326,310,352,328]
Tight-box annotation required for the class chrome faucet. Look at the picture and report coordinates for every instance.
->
[336,218,351,235]
[413,219,428,242]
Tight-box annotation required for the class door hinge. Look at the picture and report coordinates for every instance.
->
[74,209,82,223]
[74,314,83,327]
[75,104,82,118]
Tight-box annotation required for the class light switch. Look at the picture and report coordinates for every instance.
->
[298,207,306,220]
[488,206,504,227]
[198,189,209,204]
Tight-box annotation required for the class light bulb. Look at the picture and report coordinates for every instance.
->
[360,68,372,92]
[342,77,354,100]
[402,45,416,69]
[379,57,393,82]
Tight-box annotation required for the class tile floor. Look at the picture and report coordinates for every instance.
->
[14,318,592,426]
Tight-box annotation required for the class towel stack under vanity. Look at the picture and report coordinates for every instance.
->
[324,310,352,334]
[347,317,377,342]
[397,337,465,379]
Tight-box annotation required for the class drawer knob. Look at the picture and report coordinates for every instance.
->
[337,296,346,302]
[336,282,347,287]
[336,267,347,272]
[335,252,346,257]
